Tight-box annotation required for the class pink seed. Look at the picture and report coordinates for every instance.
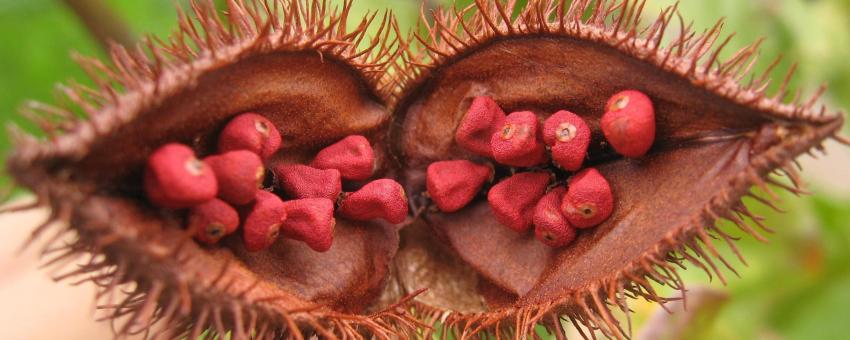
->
[189,198,240,245]
[204,150,264,205]
[487,172,551,232]
[281,198,336,252]
[543,110,591,171]
[561,168,614,229]
[533,188,576,248]
[490,111,547,167]
[311,135,375,181]
[426,160,493,213]
[455,96,507,157]
[273,163,342,201]
[242,190,287,252]
[338,179,408,224]
[601,90,656,158]
[144,143,218,209]
[218,113,282,159]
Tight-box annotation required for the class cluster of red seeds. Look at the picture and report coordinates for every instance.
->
[426,91,655,248]
[143,113,408,253]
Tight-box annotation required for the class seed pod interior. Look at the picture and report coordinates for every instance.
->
[72,52,389,188]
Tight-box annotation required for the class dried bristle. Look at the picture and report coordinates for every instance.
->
[4,0,415,339]
[390,0,845,339]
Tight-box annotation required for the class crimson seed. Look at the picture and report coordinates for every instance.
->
[455,96,506,157]
[487,172,551,232]
[533,188,576,248]
[490,111,547,167]
[561,168,614,229]
[273,163,342,201]
[144,143,218,209]
[543,110,591,171]
[189,198,240,245]
[218,113,282,159]
[601,90,656,158]
[204,150,264,205]
[311,135,375,181]
[426,160,492,213]
[338,179,408,224]
[281,198,336,252]
[242,190,287,252]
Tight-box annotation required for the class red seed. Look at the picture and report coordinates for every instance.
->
[487,172,551,232]
[144,143,217,209]
[533,188,576,248]
[281,198,336,252]
[455,96,507,157]
[426,160,493,213]
[242,191,287,252]
[601,90,656,158]
[188,198,240,245]
[338,179,408,224]
[542,110,591,171]
[204,150,264,205]
[273,164,342,201]
[311,135,375,181]
[490,111,547,167]
[561,168,614,229]
[218,113,282,159]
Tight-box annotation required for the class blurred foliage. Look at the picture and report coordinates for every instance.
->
[0,0,848,339]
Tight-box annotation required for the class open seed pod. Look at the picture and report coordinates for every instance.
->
[4,1,417,338]
[2,0,848,339]
[389,0,846,338]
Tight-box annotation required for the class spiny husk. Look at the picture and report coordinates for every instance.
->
[8,0,398,171]
[394,0,836,122]
[3,0,417,339]
[1,0,848,339]
[389,0,846,339]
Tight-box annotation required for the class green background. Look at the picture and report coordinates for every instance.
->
[1,0,849,339]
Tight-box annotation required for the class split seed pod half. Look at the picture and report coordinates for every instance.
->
[2,0,848,339]
[389,1,846,339]
[4,1,408,339]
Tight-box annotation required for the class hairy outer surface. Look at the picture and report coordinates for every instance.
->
[2,0,848,339]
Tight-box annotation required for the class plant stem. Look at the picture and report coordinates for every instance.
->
[61,0,135,51]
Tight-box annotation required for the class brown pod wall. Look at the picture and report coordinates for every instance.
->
[2,0,848,339]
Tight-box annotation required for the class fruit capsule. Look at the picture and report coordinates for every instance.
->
[426,160,493,213]
[561,168,614,228]
[601,90,656,158]
[144,143,218,209]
